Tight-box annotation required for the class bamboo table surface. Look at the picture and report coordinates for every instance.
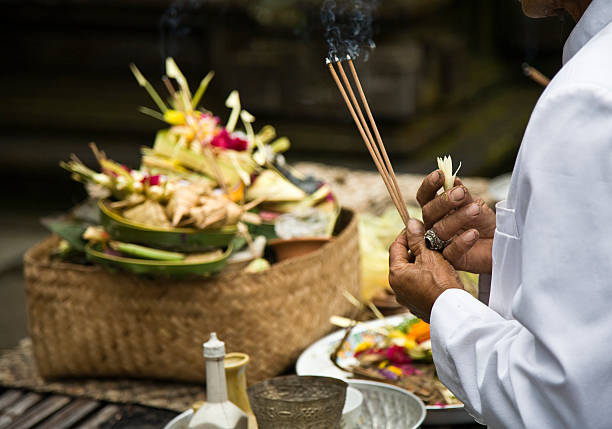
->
[0,386,483,428]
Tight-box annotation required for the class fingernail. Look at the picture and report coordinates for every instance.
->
[407,219,421,234]
[466,203,480,216]
[465,230,478,242]
[450,187,465,201]
[433,170,442,183]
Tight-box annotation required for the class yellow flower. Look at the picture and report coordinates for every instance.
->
[387,365,403,376]
[404,338,417,351]
[378,360,389,369]
[354,341,374,355]
[164,109,187,125]
[389,329,404,339]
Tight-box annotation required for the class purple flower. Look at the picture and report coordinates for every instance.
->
[378,368,400,381]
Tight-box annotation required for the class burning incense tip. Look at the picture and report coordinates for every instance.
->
[522,62,550,87]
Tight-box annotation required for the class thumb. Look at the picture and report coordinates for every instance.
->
[406,218,427,257]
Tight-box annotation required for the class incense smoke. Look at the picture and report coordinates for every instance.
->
[321,0,377,62]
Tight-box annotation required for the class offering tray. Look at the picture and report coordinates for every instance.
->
[99,200,237,252]
[85,242,232,277]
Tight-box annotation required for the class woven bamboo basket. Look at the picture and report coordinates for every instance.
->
[23,209,360,384]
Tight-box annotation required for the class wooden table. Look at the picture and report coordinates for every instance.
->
[0,387,483,428]
[0,388,176,429]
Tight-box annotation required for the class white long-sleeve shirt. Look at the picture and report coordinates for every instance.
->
[430,2,612,428]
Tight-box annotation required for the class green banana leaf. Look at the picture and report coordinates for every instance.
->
[99,200,237,252]
[41,200,100,252]
[247,221,278,240]
[85,242,232,277]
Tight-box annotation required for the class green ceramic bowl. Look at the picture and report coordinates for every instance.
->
[99,200,237,252]
[85,242,232,277]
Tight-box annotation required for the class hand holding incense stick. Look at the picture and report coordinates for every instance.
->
[327,57,410,226]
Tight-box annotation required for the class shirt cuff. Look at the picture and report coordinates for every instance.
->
[431,288,479,349]
[430,288,489,424]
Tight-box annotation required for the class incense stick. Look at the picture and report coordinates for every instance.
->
[327,59,410,226]
[328,62,407,225]
[347,59,410,222]
[522,63,550,87]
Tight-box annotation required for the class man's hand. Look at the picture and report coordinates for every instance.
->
[389,219,464,322]
[416,170,495,274]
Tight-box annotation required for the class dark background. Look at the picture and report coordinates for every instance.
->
[0,0,570,347]
[1,0,572,213]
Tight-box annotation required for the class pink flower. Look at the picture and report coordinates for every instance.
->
[210,128,248,151]
[386,345,412,365]
[398,363,418,375]
[141,175,161,186]
[201,113,220,124]
[259,211,280,222]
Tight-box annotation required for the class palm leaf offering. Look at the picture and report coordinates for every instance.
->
[52,59,339,277]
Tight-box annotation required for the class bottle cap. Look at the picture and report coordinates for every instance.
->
[203,332,225,359]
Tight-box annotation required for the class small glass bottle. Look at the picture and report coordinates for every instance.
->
[188,333,248,429]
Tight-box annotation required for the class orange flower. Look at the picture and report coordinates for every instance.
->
[408,320,431,343]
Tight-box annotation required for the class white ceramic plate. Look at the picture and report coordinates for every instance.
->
[296,314,475,425]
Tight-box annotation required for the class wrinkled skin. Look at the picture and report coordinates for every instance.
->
[417,170,495,275]
[389,219,464,323]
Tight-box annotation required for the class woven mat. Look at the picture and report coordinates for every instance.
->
[0,164,492,411]
[0,339,203,412]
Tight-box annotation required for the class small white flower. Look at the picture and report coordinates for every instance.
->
[131,170,145,182]
[132,181,144,193]
[83,226,108,242]
[147,185,164,201]
[116,176,128,190]
[437,155,462,191]
[93,173,112,187]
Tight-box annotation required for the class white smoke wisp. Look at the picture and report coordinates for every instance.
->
[321,0,377,62]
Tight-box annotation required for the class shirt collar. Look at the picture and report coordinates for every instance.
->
[563,0,612,64]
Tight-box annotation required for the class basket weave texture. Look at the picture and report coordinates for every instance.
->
[23,209,360,384]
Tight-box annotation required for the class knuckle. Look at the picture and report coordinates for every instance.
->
[432,223,447,239]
